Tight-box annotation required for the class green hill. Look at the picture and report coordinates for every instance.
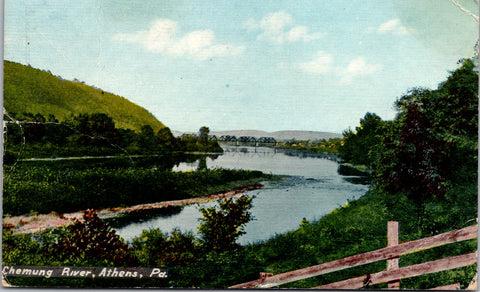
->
[3,60,165,132]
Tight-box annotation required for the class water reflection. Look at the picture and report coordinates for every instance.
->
[197,156,208,171]
[107,206,185,228]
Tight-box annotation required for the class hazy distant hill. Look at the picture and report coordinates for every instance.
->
[174,129,342,141]
[269,130,342,141]
[4,61,165,132]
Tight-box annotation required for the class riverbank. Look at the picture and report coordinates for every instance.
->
[3,164,269,216]
[3,183,264,234]
[240,181,477,289]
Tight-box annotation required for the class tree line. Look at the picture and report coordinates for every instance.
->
[3,112,222,160]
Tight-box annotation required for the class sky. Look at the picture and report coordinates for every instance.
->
[4,0,479,133]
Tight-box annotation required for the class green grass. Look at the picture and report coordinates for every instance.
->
[4,60,164,132]
[3,163,270,216]
[240,184,477,289]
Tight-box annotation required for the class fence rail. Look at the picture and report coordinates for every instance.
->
[314,252,477,289]
[229,222,477,289]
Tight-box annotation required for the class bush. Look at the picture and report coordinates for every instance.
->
[198,196,252,252]
[45,210,137,267]
[133,228,200,267]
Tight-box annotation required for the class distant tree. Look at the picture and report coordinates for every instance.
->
[20,112,35,120]
[23,112,46,142]
[157,127,174,141]
[73,113,119,146]
[141,125,155,137]
[199,126,210,145]
[89,113,116,135]
[137,124,155,149]
[34,113,46,123]
[157,127,178,149]
[117,128,137,148]
[47,114,58,123]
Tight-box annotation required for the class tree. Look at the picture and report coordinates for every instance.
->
[339,112,384,167]
[73,113,119,146]
[387,104,449,202]
[137,124,155,149]
[141,124,155,137]
[377,59,478,203]
[395,59,478,140]
[198,196,252,252]
[199,126,210,145]
[47,114,58,123]
[74,113,115,136]
[157,127,178,149]
[431,59,478,138]
[390,59,477,195]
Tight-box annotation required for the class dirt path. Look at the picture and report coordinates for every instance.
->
[3,183,263,234]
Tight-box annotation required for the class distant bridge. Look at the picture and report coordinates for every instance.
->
[213,135,277,146]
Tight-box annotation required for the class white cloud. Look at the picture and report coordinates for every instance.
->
[284,26,323,42]
[293,51,382,85]
[245,11,323,43]
[294,51,334,75]
[260,11,293,34]
[113,19,244,61]
[167,30,215,56]
[376,19,417,35]
[339,57,383,84]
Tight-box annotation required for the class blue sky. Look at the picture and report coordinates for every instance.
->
[4,0,478,133]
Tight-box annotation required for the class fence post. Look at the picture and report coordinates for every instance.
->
[387,221,400,289]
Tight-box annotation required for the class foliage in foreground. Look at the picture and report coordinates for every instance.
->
[3,197,256,288]
[44,211,137,267]
[243,186,477,289]
[198,195,252,252]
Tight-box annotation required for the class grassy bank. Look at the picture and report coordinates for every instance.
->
[240,181,477,289]
[3,164,270,216]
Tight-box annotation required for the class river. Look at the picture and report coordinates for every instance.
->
[115,146,369,245]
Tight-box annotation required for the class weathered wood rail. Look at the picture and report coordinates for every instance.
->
[230,222,477,289]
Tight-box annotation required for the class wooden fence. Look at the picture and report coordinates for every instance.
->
[230,222,477,289]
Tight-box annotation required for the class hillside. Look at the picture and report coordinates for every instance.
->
[3,61,164,132]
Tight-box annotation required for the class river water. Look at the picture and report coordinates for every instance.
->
[115,146,369,245]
